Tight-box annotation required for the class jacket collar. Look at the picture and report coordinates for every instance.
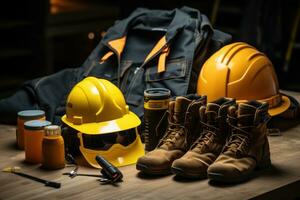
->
[100,8,195,55]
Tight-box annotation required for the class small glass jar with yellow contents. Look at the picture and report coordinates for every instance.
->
[42,125,65,170]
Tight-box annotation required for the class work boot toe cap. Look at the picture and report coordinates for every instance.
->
[136,149,179,174]
[137,153,169,168]
[207,154,256,182]
[207,162,240,177]
[172,157,208,171]
[171,154,209,178]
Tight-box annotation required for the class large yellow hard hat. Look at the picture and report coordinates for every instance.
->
[62,77,144,168]
[197,42,290,116]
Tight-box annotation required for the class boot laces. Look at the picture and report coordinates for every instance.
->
[192,118,220,150]
[225,117,254,156]
[162,122,186,144]
[161,111,188,145]
[192,130,215,150]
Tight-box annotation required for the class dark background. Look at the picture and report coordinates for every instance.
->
[0,0,299,98]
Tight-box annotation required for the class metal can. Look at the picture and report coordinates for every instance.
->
[143,88,171,151]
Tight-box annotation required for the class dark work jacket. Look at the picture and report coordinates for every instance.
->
[0,7,231,125]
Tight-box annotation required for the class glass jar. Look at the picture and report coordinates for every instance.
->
[42,125,65,170]
[24,120,51,164]
[17,110,45,150]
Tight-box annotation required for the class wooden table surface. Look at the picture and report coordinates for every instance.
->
[1,91,300,200]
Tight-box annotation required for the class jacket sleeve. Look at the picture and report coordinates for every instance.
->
[0,68,83,125]
[0,86,38,124]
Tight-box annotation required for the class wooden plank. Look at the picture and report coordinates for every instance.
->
[0,92,300,199]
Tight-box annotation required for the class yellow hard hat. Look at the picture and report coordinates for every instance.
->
[62,77,140,133]
[197,42,290,116]
[61,77,144,168]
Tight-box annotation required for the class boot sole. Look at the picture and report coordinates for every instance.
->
[171,167,207,179]
[207,172,249,183]
[136,163,171,175]
[208,158,272,183]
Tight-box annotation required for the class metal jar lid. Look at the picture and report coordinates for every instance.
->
[144,88,171,100]
[18,110,45,120]
[24,120,51,130]
[44,125,61,136]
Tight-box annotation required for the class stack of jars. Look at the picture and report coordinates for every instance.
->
[16,110,65,170]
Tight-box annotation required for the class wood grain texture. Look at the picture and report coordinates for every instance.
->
[0,91,300,200]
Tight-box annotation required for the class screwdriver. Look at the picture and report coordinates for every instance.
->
[2,166,61,189]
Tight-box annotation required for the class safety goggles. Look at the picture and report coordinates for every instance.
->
[77,128,145,168]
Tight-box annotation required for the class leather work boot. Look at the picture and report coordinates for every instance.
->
[208,100,271,183]
[171,97,236,178]
[136,95,206,175]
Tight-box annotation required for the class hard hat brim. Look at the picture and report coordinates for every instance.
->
[61,111,141,134]
[268,94,291,116]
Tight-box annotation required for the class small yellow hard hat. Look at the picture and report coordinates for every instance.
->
[61,77,144,168]
[61,77,141,133]
[197,42,290,116]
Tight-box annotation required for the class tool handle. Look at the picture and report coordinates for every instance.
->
[95,155,123,182]
[15,172,61,189]
[45,181,61,188]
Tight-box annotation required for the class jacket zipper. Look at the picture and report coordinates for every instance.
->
[125,43,170,99]
[104,39,171,100]
[134,43,169,74]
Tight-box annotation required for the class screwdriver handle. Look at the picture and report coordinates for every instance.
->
[15,172,61,189]
[45,181,61,188]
